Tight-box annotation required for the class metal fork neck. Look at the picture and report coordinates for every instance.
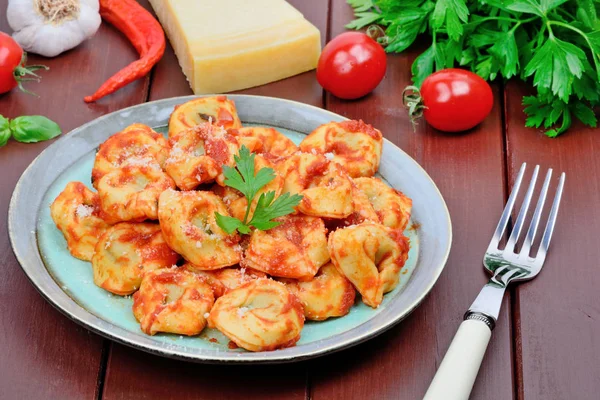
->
[466,282,508,330]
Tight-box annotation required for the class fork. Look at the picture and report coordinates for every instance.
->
[423,163,565,400]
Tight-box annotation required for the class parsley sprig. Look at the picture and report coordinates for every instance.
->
[347,0,600,137]
[215,146,303,234]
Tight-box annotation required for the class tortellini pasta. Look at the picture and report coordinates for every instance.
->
[91,123,168,188]
[282,263,355,321]
[328,180,380,230]
[354,177,413,231]
[299,120,383,178]
[242,214,330,281]
[208,279,304,351]
[328,223,410,308]
[228,127,298,158]
[92,223,180,295]
[158,189,242,269]
[50,181,110,261]
[201,266,267,294]
[164,122,240,190]
[278,152,353,219]
[51,96,415,351]
[133,267,215,335]
[97,164,176,224]
[168,96,242,137]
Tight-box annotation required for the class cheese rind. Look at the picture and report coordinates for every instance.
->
[149,0,321,94]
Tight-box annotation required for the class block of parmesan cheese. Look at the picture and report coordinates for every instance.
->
[148,0,321,94]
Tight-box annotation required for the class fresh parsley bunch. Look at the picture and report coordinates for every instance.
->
[215,146,303,234]
[347,0,600,137]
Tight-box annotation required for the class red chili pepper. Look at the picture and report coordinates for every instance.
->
[84,0,165,103]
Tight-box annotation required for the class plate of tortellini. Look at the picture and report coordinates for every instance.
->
[9,95,451,362]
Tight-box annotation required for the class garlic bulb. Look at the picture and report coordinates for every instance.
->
[7,0,101,58]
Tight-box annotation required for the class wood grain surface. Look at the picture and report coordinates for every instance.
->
[0,0,597,399]
[504,82,600,400]
[0,1,150,398]
[310,2,514,400]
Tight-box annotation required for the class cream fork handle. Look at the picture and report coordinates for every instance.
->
[423,319,492,400]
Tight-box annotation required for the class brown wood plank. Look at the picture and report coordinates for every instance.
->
[504,81,600,400]
[0,0,151,397]
[101,1,327,399]
[310,1,515,399]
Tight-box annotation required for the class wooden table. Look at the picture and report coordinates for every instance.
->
[1,1,598,399]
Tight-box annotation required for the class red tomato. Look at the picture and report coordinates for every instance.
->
[0,32,24,94]
[317,32,386,100]
[420,69,493,132]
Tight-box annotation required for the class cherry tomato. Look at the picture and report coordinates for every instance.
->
[317,31,386,100]
[419,69,493,132]
[0,32,24,94]
[0,32,47,95]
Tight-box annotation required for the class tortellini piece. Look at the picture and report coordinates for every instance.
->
[328,223,409,308]
[132,267,215,335]
[328,180,380,230]
[91,124,168,188]
[92,223,180,295]
[278,152,353,219]
[164,122,240,190]
[158,189,242,269]
[203,267,267,293]
[354,177,413,231]
[282,263,355,321]
[228,127,298,158]
[50,181,110,261]
[299,120,383,178]
[181,264,267,298]
[168,96,242,137]
[179,263,227,298]
[242,214,329,281]
[97,164,176,224]
[208,279,304,351]
[211,154,283,221]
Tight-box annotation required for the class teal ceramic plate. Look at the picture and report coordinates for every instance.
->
[9,95,451,363]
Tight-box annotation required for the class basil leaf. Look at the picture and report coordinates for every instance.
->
[0,116,11,147]
[10,115,62,143]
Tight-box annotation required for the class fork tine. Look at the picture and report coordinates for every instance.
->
[520,168,552,257]
[506,165,539,252]
[488,163,527,251]
[536,172,565,261]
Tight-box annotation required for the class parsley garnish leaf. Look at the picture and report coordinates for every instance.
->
[215,146,303,234]
[249,192,305,231]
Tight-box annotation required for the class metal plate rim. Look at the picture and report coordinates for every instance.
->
[8,94,452,363]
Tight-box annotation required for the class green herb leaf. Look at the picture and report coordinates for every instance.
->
[222,146,275,204]
[347,0,376,13]
[506,0,545,17]
[489,30,520,78]
[214,213,251,235]
[215,145,302,234]
[431,0,469,41]
[345,11,382,29]
[249,192,304,230]
[10,115,61,143]
[411,45,436,87]
[524,37,586,100]
[0,115,11,147]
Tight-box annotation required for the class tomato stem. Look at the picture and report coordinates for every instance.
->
[12,53,49,96]
[366,25,389,46]
[402,85,427,132]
